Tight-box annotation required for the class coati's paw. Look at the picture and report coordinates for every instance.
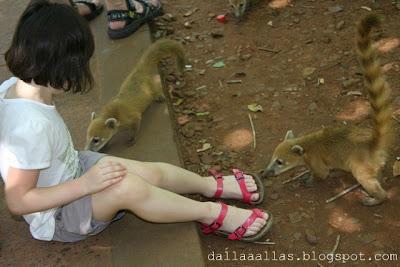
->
[361,196,384,206]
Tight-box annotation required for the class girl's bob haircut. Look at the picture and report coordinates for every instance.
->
[5,0,94,93]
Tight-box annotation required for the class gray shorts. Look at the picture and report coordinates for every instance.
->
[52,150,125,242]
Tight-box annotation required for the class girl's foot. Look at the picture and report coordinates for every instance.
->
[73,0,103,20]
[200,202,272,241]
[203,169,264,204]
[106,0,162,39]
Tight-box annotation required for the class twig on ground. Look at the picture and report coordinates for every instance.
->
[227,80,242,84]
[329,235,341,256]
[282,170,311,184]
[392,115,400,124]
[253,240,275,245]
[325,184,360,203]
[257,47,281,54]
[248,113,256,149]
[301,5,315,8]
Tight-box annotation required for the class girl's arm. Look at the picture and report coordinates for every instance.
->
[5,161,127,215]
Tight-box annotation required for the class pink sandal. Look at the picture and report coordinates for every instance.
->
[209,169,265,205]
[200,202,273,242]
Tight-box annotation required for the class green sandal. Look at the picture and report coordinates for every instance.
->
[107,0,163,40]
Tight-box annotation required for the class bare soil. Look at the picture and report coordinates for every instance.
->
[154,0,400,266]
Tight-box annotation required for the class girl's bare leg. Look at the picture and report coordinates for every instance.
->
[101,156,260,201]
[91,172,269,237]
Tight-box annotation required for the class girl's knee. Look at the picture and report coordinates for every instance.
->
[111,174,150,202]
[141,162,169,186]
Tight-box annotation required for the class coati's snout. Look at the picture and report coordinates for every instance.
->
[85,112,120,152]
[229,0,247,19]
[262,130,306,178]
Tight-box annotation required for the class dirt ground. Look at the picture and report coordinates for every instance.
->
[154,0,400,266]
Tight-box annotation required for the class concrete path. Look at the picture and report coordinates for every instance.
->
[0,1,204,266]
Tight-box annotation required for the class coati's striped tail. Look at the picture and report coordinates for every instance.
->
[356,14,393,154]
[138,38,185,74]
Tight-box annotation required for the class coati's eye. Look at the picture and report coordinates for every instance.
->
[93,137,100,144]
[276,159,284,166]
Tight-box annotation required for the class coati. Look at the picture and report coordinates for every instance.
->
[85,39,185,152]
[262,14,393,206]
[229,0,260,19]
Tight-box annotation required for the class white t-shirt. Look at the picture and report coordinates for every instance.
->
[0,77,79,241]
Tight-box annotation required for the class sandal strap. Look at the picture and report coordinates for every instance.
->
[228,208,264,240]
[200,202,228,234]
[107,10,132,22]
[136,0,161,10]
[232,168,252,204]
[107,0,138,22]
[208,169,224,199]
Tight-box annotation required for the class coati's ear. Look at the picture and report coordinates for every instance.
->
[91,112,96,120]
[105,118,119,129]
[284,130,295,140]
[291,145,304,155]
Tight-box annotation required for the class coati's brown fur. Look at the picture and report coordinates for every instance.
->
[262,14,393,206]
[85,39,185,151]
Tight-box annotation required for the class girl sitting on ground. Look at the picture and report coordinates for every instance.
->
[0,0,272,243]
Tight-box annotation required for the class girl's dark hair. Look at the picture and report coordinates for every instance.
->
[5,0,94,92]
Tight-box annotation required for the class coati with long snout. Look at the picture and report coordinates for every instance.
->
[85,39,185,152]
[262,14,393,206]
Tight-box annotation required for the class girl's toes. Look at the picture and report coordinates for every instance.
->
[246,183,257,192]
[250,193,260,201]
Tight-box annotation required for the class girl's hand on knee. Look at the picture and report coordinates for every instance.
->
[80,161,127,194]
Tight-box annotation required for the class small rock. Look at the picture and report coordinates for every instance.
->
[303,67,316,78]
[165,74,177,82]
[187,153,200,164]
[162,13,176,22]
[183,21,192,29]
[269,193,279,200]
[305,229,318,245]
[346,90,362,96]
[307,102,318,114]
[271,100,282,110]
[372,240,384,249]
[180,123,195,138]
[288,212,303,224]
[358,233,376,244]
[264,180,273,187]
[200,153,214,165]
[177,115,191,125]
[328,5,344,13]
[336,20,345,30]
[321,35,331,44]
[211,28,224,38]
[342,78,359,88]
[293,232,302,240]
[240,54,252,61]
